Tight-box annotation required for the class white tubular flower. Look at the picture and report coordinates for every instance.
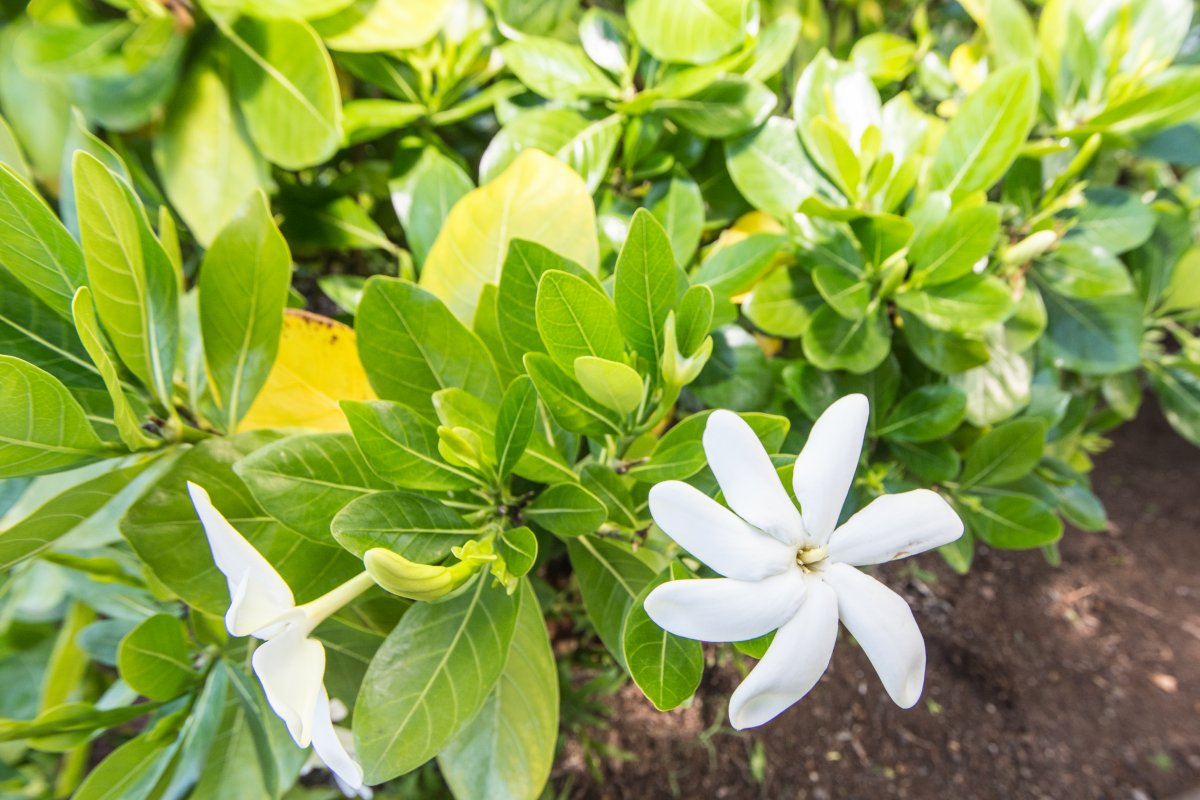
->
[644,396,964,730]
[187,482,372,792]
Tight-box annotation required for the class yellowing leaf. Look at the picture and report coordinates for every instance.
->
[419,149,598,323]
[239,309,375,432]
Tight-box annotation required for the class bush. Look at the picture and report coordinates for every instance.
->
[0,0,1197,797]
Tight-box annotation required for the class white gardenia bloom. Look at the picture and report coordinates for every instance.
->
[644,395,964,730]
[188,481,371,793]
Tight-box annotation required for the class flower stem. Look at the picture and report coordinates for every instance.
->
[297,571,375,632]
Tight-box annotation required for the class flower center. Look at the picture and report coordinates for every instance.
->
[795,544,828,573]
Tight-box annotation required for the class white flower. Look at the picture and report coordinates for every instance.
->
[644,396,964,730]
[188,481,372,792]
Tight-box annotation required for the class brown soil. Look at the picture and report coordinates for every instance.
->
[555,406,1200,800]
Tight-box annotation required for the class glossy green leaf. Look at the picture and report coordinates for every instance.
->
[660,77,776,139]
[743,266,821,337]
[0,164,86,319]
[802,306,891,374]
[357,277,502,419]
[332,490,476,562]
[390,146,472,267]
[524,352,623,437]
[1146,361,1200,447]
[525,483,607,537]
[926,61,1038,201]
[223,16,342,170]
[960,418,1046,488]
[878,385,967,442]
[647,170,705,267]
[200,192,291,433]
[501,37,618,101]
[628,410,788,483]
[116,614,193,702]
[894,275,1015,333]
[439,580,557,800]
[343,400,479,491]
[627,0,755,64]
[613,209,677,373]
[497,239,594,368]
[909,204,1002,286]
[622,566,703,711]
[354,573,519,783]
[0,356,105,478]
[73,152,178,409]
[235,432,390,542]
[1039,288,1142,376]
[726,118,825,220]
[313,0,453,52]
[536,270,624,373]
[482,109,622,195]
[964,492,1062,549]
[495,376,538,480]
[567,536,655,669]
[575,356,644,415]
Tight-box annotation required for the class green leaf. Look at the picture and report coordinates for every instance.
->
[622,567,703,711]
[894,275,1015,333]
[802,306,891,374]
[0,114,31,182]
[963,492,1062,549]
[495,376,538,480]
[613,209,677,372]
[524,352,623,437]
[312,0,453,52]
[900,310,989,373]
[357,277,502,419]
[0,356,105,478]
[647,170,705,267]
[627,0,754,63]
[71,727,174,800]
[909,204,1002,285]
[525,483,607,537]
[116,614,193,702]
[951,332,1033,426]
[926,61,1038,201]
[438,580,557,800]
[332,490,476,562]
[71,288,157,451]
[1084,66,1200,136]
[743,266,821,337]
[354,573,520,783]
[959,0,1037,66]
[342,98,425,144]
[481,110,623,195]
[420,150,598,323]
[1035,240,1133,299]
[960,418,1046,488]
[0,457,157,570]
[878,385,967,442]
[0,164,86,319]
[567,536,655,669]
[628,410,789,483]
[222,16,342,170]
[1063,188,1156,255]
[501,37,618,101]
[342,400,480,491]
[1039,288,1142,376]
[660,77,776,139]
[725,118,826,220]
[575,356,645,415]
[812,266,870,320]
[692,327,773,409]
[200,192,291,433]
[497,239,594,369]
[121,432,360,616]
[890,438,961,483]
[235,432,390,542]
[580,463,640,529]
[693,233,783,305]
[153,46,268,247]
[536,270,624,373]
[73,152,178,409]
[497,527,538,578]
[390,146,473,266]
[676,283,715,355]
[1146,361,1200,447]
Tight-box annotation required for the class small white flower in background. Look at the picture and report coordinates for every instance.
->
[644,395,964,730]
[188,482,373,794]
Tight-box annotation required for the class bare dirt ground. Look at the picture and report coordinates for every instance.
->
[555,406,1200,800]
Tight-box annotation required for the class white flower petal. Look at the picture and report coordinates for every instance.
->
[728,577,839,729]
[792,394,868,543]
[822,562,926,708]
[827,489,964,566]
[648,481,795,580]
[251,624,326,747]
[188,481,294,636]
[311,688,366,792]
[703,410,804,545]
[644,570,807,642]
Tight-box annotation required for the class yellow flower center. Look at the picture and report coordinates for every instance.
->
[795,545,828,573]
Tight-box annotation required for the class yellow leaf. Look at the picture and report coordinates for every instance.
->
[238,309,375,432]
[419,149,599,323]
